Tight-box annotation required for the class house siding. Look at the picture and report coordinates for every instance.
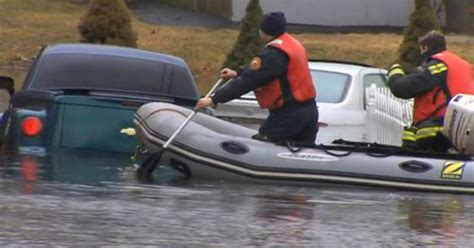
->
[232,0,414,27]
[158,0,232,18]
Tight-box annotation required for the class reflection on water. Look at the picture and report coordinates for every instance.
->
[399,196,472,247]
[0,149,473,247]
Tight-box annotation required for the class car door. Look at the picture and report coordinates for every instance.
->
[315,68,365,144]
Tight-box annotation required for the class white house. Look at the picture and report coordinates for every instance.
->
[230,0,445,27]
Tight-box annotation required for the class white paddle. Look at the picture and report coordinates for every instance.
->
[162,78,225,149]
[138,78,227,176]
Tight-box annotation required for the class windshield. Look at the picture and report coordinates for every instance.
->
[311,70,351,103]
[27,54,199,99]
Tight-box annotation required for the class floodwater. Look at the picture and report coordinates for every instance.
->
[0,67,474,247]
[0,149,473,247]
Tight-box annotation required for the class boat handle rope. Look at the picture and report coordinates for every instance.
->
[317,144,399,158]
[364,150,398,158]
[142,107,189,121]
[277,141,353,157]
[318,145,353,157]
[285,141,302,153]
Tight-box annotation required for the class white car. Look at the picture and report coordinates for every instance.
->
[213,60,397,145]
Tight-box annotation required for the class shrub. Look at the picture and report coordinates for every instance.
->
[221,0,263,69]
[78,0,138,47]
[397,0,440,71]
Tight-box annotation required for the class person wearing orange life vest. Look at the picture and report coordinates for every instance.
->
[195,12,318,144]
[387,30,474,152]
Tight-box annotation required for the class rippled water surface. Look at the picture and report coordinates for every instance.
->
[0,150,473,247]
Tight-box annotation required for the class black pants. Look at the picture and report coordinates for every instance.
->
[256,100,318,144]
[402,118,451,153]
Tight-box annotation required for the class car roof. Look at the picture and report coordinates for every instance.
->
[308,60,386,75]
[42,43,189,68]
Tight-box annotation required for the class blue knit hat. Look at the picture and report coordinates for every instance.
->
[260,12,286,37]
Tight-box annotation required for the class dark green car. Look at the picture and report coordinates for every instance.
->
[0,43,199,155]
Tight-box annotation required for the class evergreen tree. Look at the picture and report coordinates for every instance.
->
[78,0,138,47]
[397,0,440,71]
[222,0,263,69]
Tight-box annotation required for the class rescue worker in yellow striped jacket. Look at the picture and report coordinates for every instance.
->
[387,30,474,152]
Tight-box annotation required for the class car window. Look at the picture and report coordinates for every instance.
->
[311,70,351,103]
[363,74,388,89]
[28,54,198,99]
[240,91,256,99]
[363,73,389,109]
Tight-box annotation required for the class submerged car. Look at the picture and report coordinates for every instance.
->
[213,60,394,145]
[0,43,199,154]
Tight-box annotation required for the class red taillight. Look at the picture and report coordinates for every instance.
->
[21,117,43,136]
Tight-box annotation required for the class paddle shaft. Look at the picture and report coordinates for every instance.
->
[162,78,225,149]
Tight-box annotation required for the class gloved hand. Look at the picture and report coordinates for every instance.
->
[220,68,237,80]
[195,97,215,110]
[389,63,402,70]
[387,63,405,79]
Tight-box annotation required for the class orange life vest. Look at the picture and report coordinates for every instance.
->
[413,50,474,124]
[254,33,316,110]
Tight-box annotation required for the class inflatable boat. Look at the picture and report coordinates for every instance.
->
[133,102,474,194]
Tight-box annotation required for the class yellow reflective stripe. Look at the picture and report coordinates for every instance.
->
[402,130,416,141]
[402,126,443,141]
[402,136,417,141]
[415,126,443,140]
[388,68,405,78]
[416,132,438,140]
[403,135,416,139]
[437,64,447,71]
[428,63,448,75]
[403,131,416,136]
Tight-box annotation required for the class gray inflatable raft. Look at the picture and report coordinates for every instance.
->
[133,102,474,194]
